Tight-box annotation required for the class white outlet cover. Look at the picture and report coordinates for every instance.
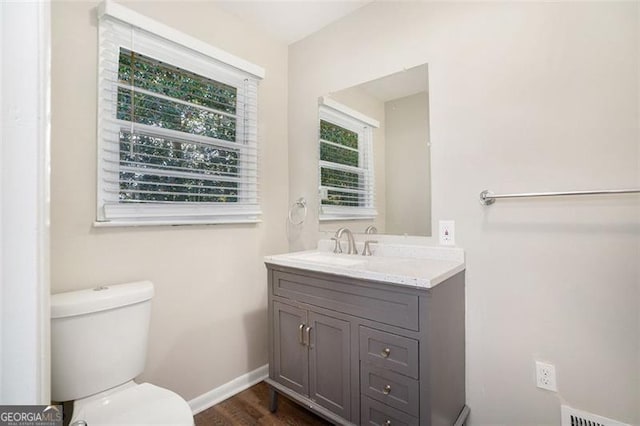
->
[439,220,455,246]
[536,361,557,392]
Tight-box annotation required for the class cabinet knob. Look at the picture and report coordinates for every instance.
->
[384,421,392,426]
[381,347,391,358]
[383,384,392,395]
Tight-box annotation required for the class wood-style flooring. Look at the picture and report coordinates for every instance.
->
[194,381,332,426]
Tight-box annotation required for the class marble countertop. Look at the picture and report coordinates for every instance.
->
[264,241,465,289]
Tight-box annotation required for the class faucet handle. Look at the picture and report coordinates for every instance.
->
[331,237,343,254]
[365,225,378,235]
[362,240,378,256]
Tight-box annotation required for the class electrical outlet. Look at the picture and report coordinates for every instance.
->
[536,361,557,392]
[439,220,455,246]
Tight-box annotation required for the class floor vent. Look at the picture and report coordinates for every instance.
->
[561,405,630,426]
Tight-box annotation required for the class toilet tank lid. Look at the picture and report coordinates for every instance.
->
[51,281,154,319]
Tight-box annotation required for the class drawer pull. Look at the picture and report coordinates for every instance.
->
[383,384,392,395]
[381,347,391,358]
[384,421,392,426]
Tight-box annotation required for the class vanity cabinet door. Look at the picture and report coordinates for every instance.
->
[273,301,309,397]
[308,311,351,420]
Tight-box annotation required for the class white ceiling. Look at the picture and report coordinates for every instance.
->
[356,64,428,102]
[214,1,373,45]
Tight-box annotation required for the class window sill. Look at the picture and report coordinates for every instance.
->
[94,218,262,227]
[98,203,262,227]
[319,206,377,222]
[319,217,376,222]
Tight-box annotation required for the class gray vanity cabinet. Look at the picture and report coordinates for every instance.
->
[265,263,466,426]
[272,300,352,419]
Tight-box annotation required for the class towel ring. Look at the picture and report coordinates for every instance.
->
[288,198,307,225]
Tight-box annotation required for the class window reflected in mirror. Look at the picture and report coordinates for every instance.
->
[318,64,431,236]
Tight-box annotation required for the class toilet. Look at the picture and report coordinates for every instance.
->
[51,281,194,426]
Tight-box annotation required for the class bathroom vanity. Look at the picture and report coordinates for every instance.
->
[264,243,468,426]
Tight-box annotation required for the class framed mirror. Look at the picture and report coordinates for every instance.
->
[317,64,431,236]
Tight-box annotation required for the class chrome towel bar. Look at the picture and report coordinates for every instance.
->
[480,188,640,205]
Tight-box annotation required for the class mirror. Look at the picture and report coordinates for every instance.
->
[318,64,431,236]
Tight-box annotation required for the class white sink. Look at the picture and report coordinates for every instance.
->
[290,251,367,267]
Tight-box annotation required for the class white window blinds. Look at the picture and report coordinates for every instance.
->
[97,2,263,225]
[318,100,378,220]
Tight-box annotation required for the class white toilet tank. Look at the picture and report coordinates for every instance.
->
[51,281,155,402]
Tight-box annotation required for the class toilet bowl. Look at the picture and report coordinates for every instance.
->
[70,382,193,426]
[51,281,193,426]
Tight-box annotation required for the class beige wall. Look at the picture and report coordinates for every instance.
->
[289,2,639,424]
[385,91,431,236]
[51,1,288,400]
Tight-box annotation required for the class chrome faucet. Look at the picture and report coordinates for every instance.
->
[334,227,357,255]
[362,225,378,256]
[362,239,378,256]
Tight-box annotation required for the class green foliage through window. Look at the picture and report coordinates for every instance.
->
[320,168,361,206]
[319,120,363,207]
[320,120,358,149]
[119,131,239,203]
[118,49,237,114]
[117,89,236,141]
[116,48,240,203]
[321,168,359,190]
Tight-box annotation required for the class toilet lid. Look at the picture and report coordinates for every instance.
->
[71,383,193,426]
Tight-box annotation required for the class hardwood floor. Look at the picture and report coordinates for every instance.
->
[194,381,332,426]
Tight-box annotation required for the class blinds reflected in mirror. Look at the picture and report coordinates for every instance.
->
[318,100,377,220]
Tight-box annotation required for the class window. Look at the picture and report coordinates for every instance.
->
[97,2,263,225]
[318,98,378,220]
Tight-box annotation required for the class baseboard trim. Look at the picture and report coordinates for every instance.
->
[188,364,269,415]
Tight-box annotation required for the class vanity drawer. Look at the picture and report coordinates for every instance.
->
[361,396,419,426]
[360,327,419,379]
[272,270,420,331]
[361,364,419,417]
